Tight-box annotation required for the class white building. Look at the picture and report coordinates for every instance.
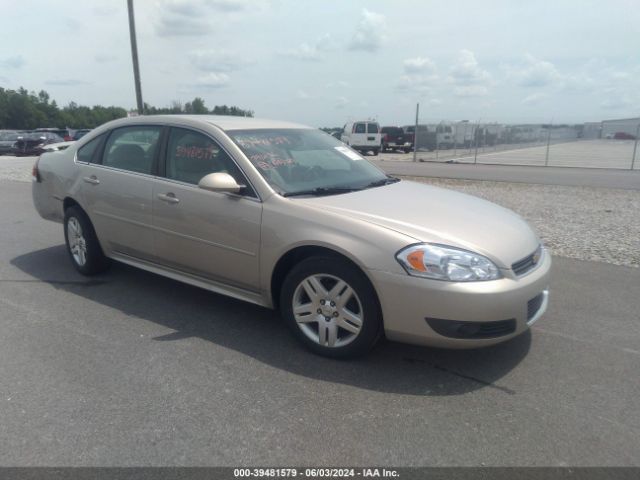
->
[601,118,640,138]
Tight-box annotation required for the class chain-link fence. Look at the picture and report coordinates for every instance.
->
[381,116,640,170]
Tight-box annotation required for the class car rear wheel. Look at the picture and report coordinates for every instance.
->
[280,256,382,358]
[64,206,110,275]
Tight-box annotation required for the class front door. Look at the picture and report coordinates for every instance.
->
[151,127,262,292]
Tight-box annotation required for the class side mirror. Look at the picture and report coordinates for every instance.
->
[198,172,244,194]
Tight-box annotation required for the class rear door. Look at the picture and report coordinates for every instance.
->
[77,125,162,260]
[151,127,262,291]
[365,122,381,147]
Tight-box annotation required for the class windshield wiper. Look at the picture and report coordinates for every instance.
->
[283,186,362,197]
[363,176,401,189]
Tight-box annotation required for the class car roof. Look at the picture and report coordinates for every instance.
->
[109,115,312,132]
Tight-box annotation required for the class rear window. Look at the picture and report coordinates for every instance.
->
[77,135,104,163]
[102,126,161,174]
[354,123,366,134]
[367,123,379,134]
[382,127,402,135]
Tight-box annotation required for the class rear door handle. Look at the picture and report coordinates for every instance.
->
[83,176,100,185]
[157,193,180,204]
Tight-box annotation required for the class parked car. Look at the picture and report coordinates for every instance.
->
[341,121,382,155]
[381,126,412,153]
[13,132,65,156]
[0,130,22,155]
[72,129,92,140]
[35,128,73,141]
[613,132,636,140]
[32,115,550,358]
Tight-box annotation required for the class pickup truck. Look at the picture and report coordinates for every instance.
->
[381,126,413,153]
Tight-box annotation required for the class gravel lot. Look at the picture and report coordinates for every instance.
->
[0,155,33,182]
[402,177,640,268]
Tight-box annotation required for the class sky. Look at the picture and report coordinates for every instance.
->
[0,0,638,127]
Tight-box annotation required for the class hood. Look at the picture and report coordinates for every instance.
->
[298,180,539,268]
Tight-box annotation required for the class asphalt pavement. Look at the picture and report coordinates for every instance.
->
[1,180,639,466]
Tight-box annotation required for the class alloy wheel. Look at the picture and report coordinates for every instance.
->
[292,274,363,348]
[67,217,87,266]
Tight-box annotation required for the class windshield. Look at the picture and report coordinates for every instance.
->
[229,128,389,196]
[0,132,20,141]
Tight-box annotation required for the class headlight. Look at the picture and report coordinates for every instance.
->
[396,243,501,282]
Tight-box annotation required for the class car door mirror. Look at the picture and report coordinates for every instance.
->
[198,172,244,194]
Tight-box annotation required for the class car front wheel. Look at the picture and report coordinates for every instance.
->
[64,206,110,275]
[280,256,382,358]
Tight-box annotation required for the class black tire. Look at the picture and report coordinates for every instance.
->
[63,205,110,275]
[404,147,412,154]
[371,148,379,156]
[280,256,383,358]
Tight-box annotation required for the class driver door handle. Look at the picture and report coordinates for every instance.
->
[83,175,100,185]
[157,193,180,204]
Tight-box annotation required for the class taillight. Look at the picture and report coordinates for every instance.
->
[32,157,41,182]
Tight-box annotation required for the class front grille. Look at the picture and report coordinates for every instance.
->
[527,293,544,320]
[426,317,516,339]
[512,246,542,276]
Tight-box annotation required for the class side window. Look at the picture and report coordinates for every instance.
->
[354,123,366,134]
[165,128,251,193]
[76,135,104,163]
[367,123,379,133]
[102,126,161,174]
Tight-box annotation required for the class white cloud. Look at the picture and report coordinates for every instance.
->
[600,92,634,110]
[189,49,246,72]
[206,0,253,12]
[155,0,268,37]
[396,75,434,93]
[522,92,549,105]
[194,72,231,89]
[296,90,311,100]
[0,55,25,69]
[510,54,562,88]
[449,50,491,85]
[403,57,436,74]
[45,79,91,86]
[279,33,334,61]
[155,14,211,37]
[397,57,438,93]
[335,96,349,109]
[454,86,489,97]
[326,80,349,88]
[348,9,386,52]
[94,53,117,63]
[279,43,321,61]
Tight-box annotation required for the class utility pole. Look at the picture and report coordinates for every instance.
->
[632,122,640,170]
[474,120,480,164]
[545,118,553,166]
[127,0,144,115]
[413,103,419,162]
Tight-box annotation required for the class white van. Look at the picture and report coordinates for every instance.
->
[340,121,382,155]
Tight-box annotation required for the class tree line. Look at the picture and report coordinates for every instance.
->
[0,87,254,130]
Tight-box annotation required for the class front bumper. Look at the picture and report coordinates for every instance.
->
[368,251,551,348]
